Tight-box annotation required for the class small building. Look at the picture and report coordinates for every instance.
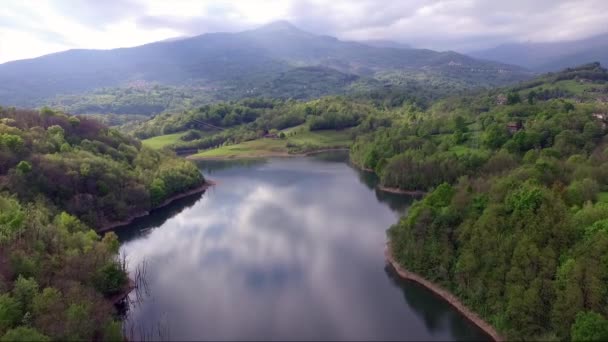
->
[593,113,607,129]
[496,94,507,105]
[507,121,523,134]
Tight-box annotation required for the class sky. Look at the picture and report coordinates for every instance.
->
[1,0,607,64]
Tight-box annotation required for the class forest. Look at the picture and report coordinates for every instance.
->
[347,63,608,340]
[0,106,205,340]
[2,59,608,341]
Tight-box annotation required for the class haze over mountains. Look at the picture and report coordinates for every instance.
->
[0,21,528,108]
[470,33,608,71]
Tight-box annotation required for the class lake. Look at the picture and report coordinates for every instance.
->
[116,152,489,341]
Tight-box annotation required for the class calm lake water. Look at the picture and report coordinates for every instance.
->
[116,152,488,341]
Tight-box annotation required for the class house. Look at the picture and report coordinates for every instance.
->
[262,129,278,139]
[507,121,523,134]
[496,94,507,105]
[593,113,607,129]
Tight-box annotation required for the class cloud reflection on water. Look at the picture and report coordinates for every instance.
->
[120,157,485,341]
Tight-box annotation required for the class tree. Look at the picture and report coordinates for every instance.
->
[32,288,61,316]
[482,124,509,149]
[150,178,167,206]
[93,262,127,296]
[15,161,31,175]
[507,92,521,105]
[12,277,38,314]
[566,178,599,206]
[528,91,537,105]
[1,327,50,342]
[570,312,608,341]
[101,232,120,254]
[65,304,94,341]
[0,294,21,334]
[103,320,123,341]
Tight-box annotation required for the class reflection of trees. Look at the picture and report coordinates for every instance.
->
[309,150,350,163]
[384,264,488,341]
[195,159,267,174]
[115,191,205,242]
[350,164,418,213]
[374,189,418,212]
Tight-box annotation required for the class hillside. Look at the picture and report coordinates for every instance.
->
[0,21,530,112]
[0,106,205,340]
[470,33,608,71]
[348,63,608,340]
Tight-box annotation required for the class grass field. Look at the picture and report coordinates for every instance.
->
[525,80,588,96]
[598,192,608,203]
[142,132,187,149]
[191,128,353,159]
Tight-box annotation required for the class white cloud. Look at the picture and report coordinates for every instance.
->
[0,0,607,63]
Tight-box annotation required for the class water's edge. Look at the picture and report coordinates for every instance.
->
[97,181,214,233]
[385,244,503,342]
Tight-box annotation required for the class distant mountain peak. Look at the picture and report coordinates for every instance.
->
[255,20,302,33]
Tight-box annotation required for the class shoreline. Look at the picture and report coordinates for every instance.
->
[377,186,426,196]
[186,147,349,160]
[97,181,214,233]
[385,244,503,342]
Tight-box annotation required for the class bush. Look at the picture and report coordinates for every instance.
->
[93,262,127,296]
[1,327,49,342]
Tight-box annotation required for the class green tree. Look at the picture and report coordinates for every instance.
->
[571,312,608,341]
[15,161,31,175]
[12,276,38,314]
[1,327,50,342]
[566,178,599,206]
[150,178,166,206]
[507,92,521,105]
[528,91,537,105]
[65,304,94,341]
[482,124,509,149]
[93,262,127,296]
[32,288,61,316]
[103,320,123,341]
[0,294,21,334]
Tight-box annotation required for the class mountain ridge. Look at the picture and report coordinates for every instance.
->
[469,32,608,71]
[0,21,531,109]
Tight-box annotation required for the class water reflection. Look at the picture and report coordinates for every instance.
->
[117,152,487,341]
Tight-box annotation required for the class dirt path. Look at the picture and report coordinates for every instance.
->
[385,244,503,342]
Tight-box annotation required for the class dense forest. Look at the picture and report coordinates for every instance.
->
[0,106,205,340]
[346,63,608,340]
[2,54,607,340]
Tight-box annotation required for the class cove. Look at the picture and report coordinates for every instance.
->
[116,151,489,341]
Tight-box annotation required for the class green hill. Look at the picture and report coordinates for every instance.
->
[0,21,530,113]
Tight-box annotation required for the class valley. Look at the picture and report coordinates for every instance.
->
[1,11,608,341]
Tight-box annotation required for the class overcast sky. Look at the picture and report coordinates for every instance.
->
[1,0,607,64]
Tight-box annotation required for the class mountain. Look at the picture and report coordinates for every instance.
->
[357,39,412,49]
[0,21,530,110]
[470,33,608,71]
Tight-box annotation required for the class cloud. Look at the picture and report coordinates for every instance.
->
[1,0,608,63]
[47,0,144,27]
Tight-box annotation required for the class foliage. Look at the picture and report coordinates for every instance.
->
[0,107,206,340]
[1,327,50,342]
[377,65,608,340]
[0,107,204,228]
[570,312,608,341]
